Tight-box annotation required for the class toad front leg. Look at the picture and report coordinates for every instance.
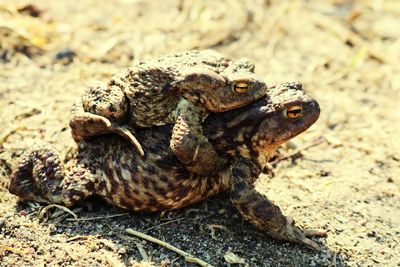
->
[170,100,229,175]
[229,157,326,251]
[69,82,144,156]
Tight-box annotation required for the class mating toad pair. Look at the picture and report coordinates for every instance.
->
[9,50,325,251]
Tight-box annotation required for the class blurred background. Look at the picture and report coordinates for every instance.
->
[1,0,399,266]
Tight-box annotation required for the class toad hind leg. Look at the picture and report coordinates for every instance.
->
[229,157,325,251]
[70,94,144,156]
[69,114,144,156]
[9,144,99,206]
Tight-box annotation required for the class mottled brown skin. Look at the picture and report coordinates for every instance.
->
[9,82,324,251]
[69,50,267,174]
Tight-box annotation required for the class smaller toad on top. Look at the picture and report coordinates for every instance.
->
[69,50,267,174]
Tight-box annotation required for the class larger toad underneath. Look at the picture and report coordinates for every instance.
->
[69,50,267,175]
[9,82,324,251]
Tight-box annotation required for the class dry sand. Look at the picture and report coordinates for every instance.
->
[1,0,399,266]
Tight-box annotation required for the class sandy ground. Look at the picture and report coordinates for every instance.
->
[1,0,399,266]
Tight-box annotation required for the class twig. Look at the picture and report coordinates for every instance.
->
[208,224,230,240]
[135,242,149,262]
[66,212,129,222]
[333,251,337,267]
[270,137,325,165]
[171,255,182,266]
[125,228,214,267]
[43,223,80,228]
[66,235,88,242]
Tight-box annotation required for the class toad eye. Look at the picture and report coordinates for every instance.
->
[285,105,303,119]
[233,82,249,93]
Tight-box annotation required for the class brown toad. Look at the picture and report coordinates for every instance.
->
[9,82,324,251]
[69,50,266,174]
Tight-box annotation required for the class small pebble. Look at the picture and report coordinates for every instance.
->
[55,48,76,64]
[17,4,43,17]
[117,247,126,254]
[19,210,28,216]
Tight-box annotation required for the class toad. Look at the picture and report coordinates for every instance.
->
[9,82,323,250]
[69,50,266,174]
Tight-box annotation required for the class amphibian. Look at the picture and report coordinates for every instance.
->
[10,82,323,250]
[69,50,267,174]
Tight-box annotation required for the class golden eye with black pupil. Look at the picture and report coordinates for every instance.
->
[286,105,303,119]
[233,82,249,93]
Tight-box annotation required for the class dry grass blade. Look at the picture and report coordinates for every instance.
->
[308,11,390,63]
[0,244,25,255]
[126,228,214,267]
[38,204,78,222]
[135,242,149,262]
[65,212,129,222]
[0,126,28,148]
